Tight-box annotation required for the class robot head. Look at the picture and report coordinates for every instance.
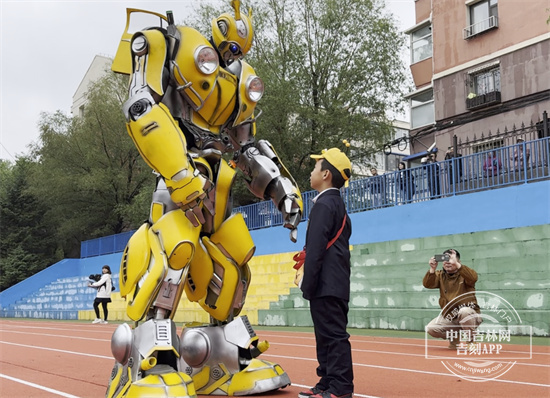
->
[211,1,253,64]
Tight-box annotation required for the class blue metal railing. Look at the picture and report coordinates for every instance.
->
[233,136,550,230]
[81,137,549,255]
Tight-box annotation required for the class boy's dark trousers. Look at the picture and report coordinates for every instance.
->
[310,296,354,394]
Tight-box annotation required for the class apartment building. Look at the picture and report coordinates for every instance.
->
[404,0,550,162]
[71,55,112,117]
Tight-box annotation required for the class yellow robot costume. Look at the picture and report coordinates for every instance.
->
[106,2,302,397]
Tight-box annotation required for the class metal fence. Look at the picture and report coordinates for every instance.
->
[234,136,550,230]
[80,136,549,256]
[456,111,548,157]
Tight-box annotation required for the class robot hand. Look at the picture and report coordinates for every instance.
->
[280,192,301,242]
[266,176,302,242]
[232,140,303,242]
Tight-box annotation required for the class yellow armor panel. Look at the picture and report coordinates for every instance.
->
[112,9,168,75]
[106,364,128,398]
[139,29,168,96]
[125,372,195,398]
[227,359,286,395]
[126,228,168,321]
[209,213,255,266]
[126,102,189,180]
[151,210,200,271]
[196,363,232,395]
[150,202,164,224]
[213,160,237,231]
[184,240,214,303]
[234,61,259,126]
[172,27,238,126]
[120,223,151,298]
[200,236,240,321]
[190,366,210,391]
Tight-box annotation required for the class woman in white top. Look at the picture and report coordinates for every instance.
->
[88,265,112,324]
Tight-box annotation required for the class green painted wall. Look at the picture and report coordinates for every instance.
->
[258,225,550,336]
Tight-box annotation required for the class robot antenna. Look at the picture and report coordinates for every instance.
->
[166,10,174,25]
[231,0,242,20]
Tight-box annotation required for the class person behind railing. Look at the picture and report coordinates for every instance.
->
[511,138,530,172]
[483,150,502,177]
[368,167,385,208]
[397,161,415,203]
[422,153,441,199]
[444,146,463,187]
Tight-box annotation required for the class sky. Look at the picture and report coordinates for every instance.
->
[0,0,415,162]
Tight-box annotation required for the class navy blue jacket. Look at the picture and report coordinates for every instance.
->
[300,189,352,301]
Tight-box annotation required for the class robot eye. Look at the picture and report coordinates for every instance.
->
[229,43,241,55]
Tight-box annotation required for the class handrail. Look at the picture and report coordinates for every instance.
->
[80,137,549,255]
[234,136,549,230]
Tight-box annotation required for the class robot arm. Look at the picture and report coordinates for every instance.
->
[122,30,213,226]
[232,134,303,241]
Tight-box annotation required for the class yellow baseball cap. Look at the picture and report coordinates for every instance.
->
[311,148,352,185]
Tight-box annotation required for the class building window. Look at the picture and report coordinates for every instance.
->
[411,89,434,129]
[464,0,498,39]
[411,24,432,64]
[466,66,501,110]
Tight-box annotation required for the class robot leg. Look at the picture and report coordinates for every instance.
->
[107,207,202,397]
[107,319,196,398]
[180,214,291,395]
[179,316,290,395]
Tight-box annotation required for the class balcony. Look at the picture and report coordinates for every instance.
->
[463,16,498,39]
[466,91,501,110]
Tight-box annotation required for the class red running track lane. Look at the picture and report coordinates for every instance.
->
[0,320,548,398]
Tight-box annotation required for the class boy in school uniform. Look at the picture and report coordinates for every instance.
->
[299,148,354,398]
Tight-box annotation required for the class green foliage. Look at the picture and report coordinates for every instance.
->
[192,0,409,193]
[0,158,60,291]
[247,0,409,189]
[28,71,154,257]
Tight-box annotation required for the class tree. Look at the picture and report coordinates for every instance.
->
[0,158,60,291]
[190,0,409,192]
[28,71,155,257]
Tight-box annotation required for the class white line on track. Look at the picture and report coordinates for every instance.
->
[0,373,80,398]
[1,332,547,370]
[2,340,549,392]
[263,354,550,388]
[291,382,381,398]
[0,329,110,342]
[270,342,549,368]
[260,333,550,356]
[0,341,111,359]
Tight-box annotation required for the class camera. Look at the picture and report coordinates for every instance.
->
[434,254,450,262]
[89,274,102,282]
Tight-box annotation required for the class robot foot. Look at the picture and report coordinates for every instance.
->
[107,363,197,398]
[190,358,290,395]
[180,316,291,395]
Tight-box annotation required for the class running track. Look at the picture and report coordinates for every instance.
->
[0,319,548,398]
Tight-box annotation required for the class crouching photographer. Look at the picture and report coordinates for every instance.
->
[423,249,482,349]
[88,265,112,324]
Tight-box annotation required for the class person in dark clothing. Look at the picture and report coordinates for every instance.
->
[397,161,415,203]
[369,167,385,208]
[299,148,354,398]
[424,153,441,199]
[444,146,463,186]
